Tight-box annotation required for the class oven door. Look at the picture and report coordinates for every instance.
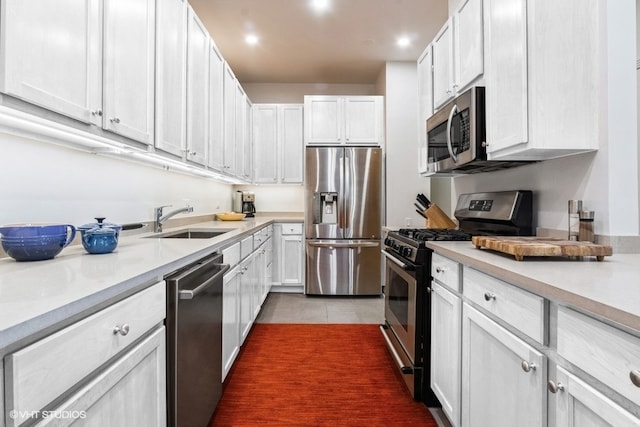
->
[383,251,418,362]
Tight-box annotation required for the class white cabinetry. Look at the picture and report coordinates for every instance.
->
[154,0,187,157]
[0,0,156,145]
[234,86,251,181]
[0,0,102,125]
[461,303,546,427]
[253,104,304,184]
[272,223,304,293]
[4,282,165,427]
[417,45,433,176]
[304,96,383,146]
[185,6,209,166]
[432,19,454,109]
[208,42,225,171]
[103,0,155,145]
[222,63,237,175]
[222,262,240,381]
[485,0,601,160]
[550,366,640,427]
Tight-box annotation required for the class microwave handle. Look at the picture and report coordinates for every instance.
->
[446,103,459,163]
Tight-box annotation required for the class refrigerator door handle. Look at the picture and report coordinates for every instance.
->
[307,241,380,248]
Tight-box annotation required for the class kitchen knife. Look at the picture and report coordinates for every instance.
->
[417,193,431,208]
[415,209,428,219]
[414,202,428,212]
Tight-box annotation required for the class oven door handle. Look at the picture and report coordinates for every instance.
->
[381,250,415,271]
[446,103,459,163]
[379,325,413,374]
[308,241,380,248]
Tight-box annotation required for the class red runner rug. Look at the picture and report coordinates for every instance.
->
[210,324,438,426]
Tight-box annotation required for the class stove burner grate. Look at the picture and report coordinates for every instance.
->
[397,228,472,242]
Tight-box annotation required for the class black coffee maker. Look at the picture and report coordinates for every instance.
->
[233,191,256,218]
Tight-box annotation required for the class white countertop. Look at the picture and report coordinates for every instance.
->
[0,214,303,354]
[427,241,640,333]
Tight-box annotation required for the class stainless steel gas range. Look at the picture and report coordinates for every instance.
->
[380,190,533,406]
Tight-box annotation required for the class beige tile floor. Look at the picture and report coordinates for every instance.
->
[256,292,385,324]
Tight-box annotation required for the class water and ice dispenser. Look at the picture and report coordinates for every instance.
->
[312,192,338,224]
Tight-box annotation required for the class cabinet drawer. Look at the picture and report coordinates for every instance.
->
[432,253,460,292]
[281,223,303,235]
[240,235,253,259]
[253,228,268,247]
[557,306,640,406]
[463,267,545,344]
[222,242,240,268]
[5,282,165,424]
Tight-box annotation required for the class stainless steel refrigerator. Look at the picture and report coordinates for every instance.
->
[304,146,382,295]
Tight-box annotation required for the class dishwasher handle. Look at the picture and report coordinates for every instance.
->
[178,263,230,300]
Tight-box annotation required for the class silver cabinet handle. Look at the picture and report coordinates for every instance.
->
[547,380,565,393]
[110,117,120,123]
[113,324,130,336]
[630,370,640,387]
[435,266,445,273]
[91,109,102,116]
[484,292,496,301]
[521,360,537,372]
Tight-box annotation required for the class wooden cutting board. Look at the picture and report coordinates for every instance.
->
[471,236,613,261]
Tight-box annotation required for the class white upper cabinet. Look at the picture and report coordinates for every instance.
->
[0,0,102,125]
[417,44,433,175]
[304,96,383,146]
[485,0,602,160]
[433,0,483,110]
[103,0,156,145]
[253,104,304,184]
[234,82,250,181]
[222,63,237,175]
[432,18,455,109]
[155,0,187,157]
[208,42,225,172]
[185,6,209,166]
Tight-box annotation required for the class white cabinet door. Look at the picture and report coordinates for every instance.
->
[454,0,483,91]
[103,0,155,145]
[241,95,253,181]
[431,283,462,427]
[304,97,341,144]
[484,0,528,154]
[280,104,304,183]
[222,266,240,381]
[185,7,209,166]
[432,18,454,109]
[417,44,433,175]
[0,0,102,125]
[238,254,254,343]
[281,235,303,285]
[552,367,640,427]
[461,303,546,427]
[343,97,382,145]
[208,42,225,171]
[253,104,278,183]
[222,63,236,175]
[154,0,186,158]
[37,327,166,427]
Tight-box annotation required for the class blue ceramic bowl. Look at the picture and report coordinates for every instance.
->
[0,224,76,239]
[1,234,69,261]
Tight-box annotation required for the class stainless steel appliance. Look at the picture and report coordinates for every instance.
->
[233,191,256,217]
[425,87,532,175]
[166,253,230,427]
[304,146,382,295]
[380,190,533,404]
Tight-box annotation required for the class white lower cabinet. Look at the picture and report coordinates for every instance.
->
[431,282,461,427]
[271,223,304,293]
[222,263,240,381]
[4,282,166,427]
[550,366,640,427]
[461,303,546,427]
[38,327,166,427]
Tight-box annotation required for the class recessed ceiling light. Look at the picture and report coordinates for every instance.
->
[396,36,411,48]
[245,34,259,46]
[311,0,330,14]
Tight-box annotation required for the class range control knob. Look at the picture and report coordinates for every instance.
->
[384,237,393,246]
[401,247,413,258]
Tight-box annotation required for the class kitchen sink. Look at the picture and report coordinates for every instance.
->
[148,229,231,239]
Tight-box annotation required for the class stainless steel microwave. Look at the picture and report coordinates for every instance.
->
[425,86,531,175]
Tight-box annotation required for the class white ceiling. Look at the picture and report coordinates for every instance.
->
[188,0,449,84]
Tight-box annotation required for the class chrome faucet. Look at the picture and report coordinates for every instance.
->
[154,205,194,232]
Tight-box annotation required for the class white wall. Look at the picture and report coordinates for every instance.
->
[379,62,430,228]
[243,83,378,103]
[0,134,233,226]
[233,184,304,212]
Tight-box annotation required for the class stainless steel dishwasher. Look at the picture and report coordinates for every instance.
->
[165,252,230,427]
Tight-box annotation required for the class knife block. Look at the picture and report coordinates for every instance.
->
[425,204,457,229]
